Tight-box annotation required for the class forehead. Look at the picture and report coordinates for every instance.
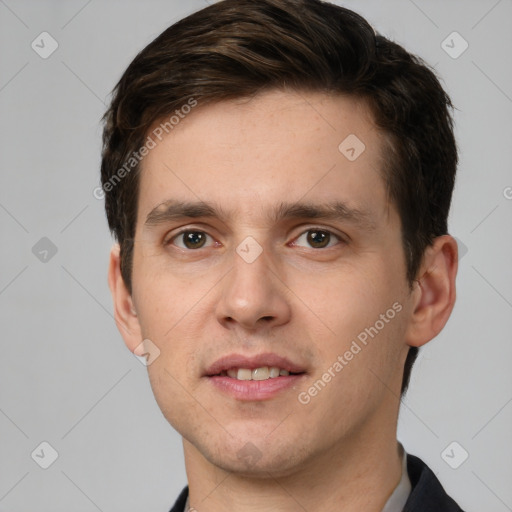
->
[137,89,390,226]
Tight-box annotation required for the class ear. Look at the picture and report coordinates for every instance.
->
[108,244,142,353]
[405,235,458,348]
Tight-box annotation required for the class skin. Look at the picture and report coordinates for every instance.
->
[109,90,458,511]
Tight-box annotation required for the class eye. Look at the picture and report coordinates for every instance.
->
[293,228,343,249]
[168,230,216,250]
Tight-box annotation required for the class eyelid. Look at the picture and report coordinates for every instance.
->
[165,227,217,249]
[291,226,346,248]
[291,223,348,241]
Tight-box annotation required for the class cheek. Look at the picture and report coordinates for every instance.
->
[132,257,207,339]
[304,267,397,334]
[305,262,409,381]
[146,361,200,436]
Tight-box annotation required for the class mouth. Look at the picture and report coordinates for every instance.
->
[204,352,307,378]
[204,353,307,401]
[217,366,301,380]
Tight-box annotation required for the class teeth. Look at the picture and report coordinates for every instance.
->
[224,366,293,380]
[252,367,269,380]
[269,367,280,378]
[237,368,252,381]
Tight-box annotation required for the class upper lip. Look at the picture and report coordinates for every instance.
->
[204,353,307,376]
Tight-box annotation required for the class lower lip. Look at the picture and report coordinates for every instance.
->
[207,375,305,401]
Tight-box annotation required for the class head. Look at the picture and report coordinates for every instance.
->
[103,0,458,475]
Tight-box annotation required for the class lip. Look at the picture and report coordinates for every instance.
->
[204,352,307,376]
[208,374,306,401]
[204,352,308,402]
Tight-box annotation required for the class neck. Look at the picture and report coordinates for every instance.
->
[183,417,403,512]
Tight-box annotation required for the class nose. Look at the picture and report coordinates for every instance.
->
[215,245,291,332]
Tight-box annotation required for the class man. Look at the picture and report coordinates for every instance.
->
[101,0,463,510]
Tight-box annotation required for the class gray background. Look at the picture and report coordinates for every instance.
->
[1,0,511,510]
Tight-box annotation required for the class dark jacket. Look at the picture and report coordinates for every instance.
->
[169,453,464,511]
[403,454,464,511]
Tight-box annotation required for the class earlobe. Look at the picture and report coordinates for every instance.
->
[108,244,142,352]
[405,235,458,348]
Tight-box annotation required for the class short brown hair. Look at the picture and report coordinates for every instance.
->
[100,0,458,395]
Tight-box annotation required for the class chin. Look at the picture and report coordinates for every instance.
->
[187,424,313,478]
[206,443,308,478]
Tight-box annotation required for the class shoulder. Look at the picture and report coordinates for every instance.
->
[404,453,465,512]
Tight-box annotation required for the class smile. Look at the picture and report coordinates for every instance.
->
[221,367,293,380]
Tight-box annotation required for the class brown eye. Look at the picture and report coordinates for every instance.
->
[171,230,211,249]
[294,229,341,249]
[307,230,330,248]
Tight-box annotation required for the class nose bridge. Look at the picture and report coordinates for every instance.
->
[216,240,290,329]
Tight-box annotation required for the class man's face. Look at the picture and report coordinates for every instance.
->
[130,90,413,475]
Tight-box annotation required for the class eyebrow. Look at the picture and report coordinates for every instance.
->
[144,199,377,232]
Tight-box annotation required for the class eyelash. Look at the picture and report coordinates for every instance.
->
[166,227,345,251]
